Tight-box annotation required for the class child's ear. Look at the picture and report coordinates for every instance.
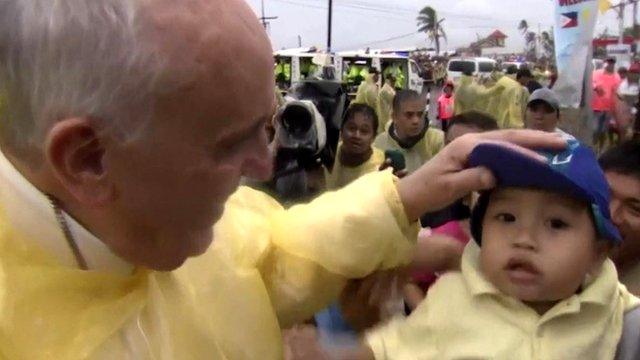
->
[588,240,614,275]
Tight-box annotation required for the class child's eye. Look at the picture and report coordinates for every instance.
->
[495,213,516,223]
[547,218,570,230]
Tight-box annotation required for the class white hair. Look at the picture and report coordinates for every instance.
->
[0,0,166,159]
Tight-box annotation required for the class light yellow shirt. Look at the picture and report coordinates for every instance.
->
[0,149,418,359]
[373,128,445,174]
[367,242,640,360]
[326,146,385,190]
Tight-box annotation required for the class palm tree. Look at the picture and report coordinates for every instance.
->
[518,20,529,35]
[417,6,447,54]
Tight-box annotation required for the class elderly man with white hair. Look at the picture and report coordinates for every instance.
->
[0,0,564,358]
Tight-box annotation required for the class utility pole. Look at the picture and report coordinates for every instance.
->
[619,1,626,44]
[327,0,333,52]
[259,0,278,33]
[633,0,639,54]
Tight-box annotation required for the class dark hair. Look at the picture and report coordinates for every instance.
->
[392,89,422,114]
[385,73,396,82]
[505,65,518,75]
[448,111,499,132]
[342,103,379,134]
[516,68,533,80]
[599,140,640,179]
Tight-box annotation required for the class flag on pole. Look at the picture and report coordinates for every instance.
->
[554,0,600,108]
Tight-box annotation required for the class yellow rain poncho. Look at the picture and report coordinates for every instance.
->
[376,83,396,134]
[484,75,527,129]
[453,75,500,116]
[455,75,527,128]
[325,145,385,190]
[373,127,445,174]
[353,75,379,110]
[0,150,418,359]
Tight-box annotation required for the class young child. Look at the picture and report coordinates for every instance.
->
[436,81,455,132]
[358,141,640,359]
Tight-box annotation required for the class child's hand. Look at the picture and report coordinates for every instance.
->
[412,232,464,273]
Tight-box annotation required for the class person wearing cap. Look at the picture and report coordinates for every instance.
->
[349,141,640,360]
[525,88,574,141]
[354,68,380,110]
[593,57,622,151]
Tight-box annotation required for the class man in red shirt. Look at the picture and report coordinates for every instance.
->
[592,57,622,151]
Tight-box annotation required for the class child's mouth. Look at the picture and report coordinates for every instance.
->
[505,259,541,284]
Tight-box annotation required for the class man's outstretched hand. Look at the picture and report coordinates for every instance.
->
[397,130,566,222]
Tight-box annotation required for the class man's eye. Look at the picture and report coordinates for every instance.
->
[495,213,516,223]
[547,218,570,230]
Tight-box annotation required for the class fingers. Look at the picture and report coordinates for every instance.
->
[447,130,567,165]
[473,129,566,150]
[444,166,496,199]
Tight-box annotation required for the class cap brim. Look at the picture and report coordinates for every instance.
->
[469,143,622,244]
[469,144,592,205]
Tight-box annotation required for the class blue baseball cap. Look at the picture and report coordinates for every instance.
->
[469,140,621,244]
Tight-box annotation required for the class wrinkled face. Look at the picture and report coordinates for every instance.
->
[341,113,376,156]
[607,172,640,268]
[480,188,603,307]
[393,98,425,140]
[525,101,558,133]
[101,0,275,269]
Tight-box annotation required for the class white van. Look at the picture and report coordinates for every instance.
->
[447,57,497,83]
[335,51,424,96]
[274,48,334,91]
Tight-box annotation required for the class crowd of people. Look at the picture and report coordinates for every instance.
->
[0,0,639,359]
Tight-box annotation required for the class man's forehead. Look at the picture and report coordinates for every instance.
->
[142,0,272,81]
[607,172,640,199]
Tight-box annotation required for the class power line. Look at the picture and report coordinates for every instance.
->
[336,31,421,51]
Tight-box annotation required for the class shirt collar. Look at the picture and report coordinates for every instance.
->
[0,149,134,275]
[461,241,619,308]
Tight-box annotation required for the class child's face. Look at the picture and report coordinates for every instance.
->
[480,188,605,307]
[444,86,453,96]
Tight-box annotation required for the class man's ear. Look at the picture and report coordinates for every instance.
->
[44,117,114,205]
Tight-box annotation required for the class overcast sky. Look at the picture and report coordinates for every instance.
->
[245,0,631,52]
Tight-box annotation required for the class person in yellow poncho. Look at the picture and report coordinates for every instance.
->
[376,73,396,134]
[485,67,528,129]
[374,89,445,174]
[354,69,380,109]
[454,67,527,129]
[326,104,385,190]
[0,1,569,358]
